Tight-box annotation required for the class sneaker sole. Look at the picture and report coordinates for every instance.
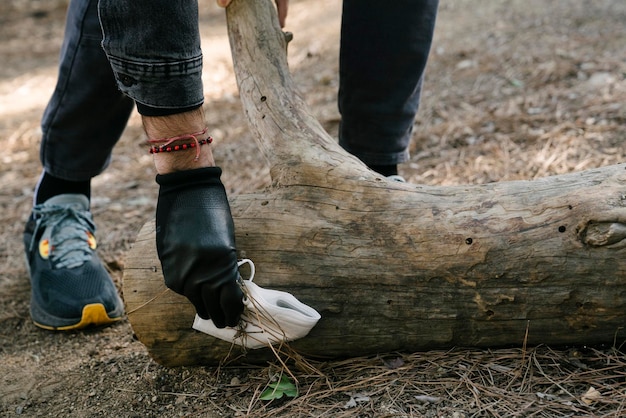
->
[32,303,123,331]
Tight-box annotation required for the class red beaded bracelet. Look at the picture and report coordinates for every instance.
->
[147,128,212,161]
[149,137,213,154]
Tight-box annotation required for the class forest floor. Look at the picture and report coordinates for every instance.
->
[1,0,626,416]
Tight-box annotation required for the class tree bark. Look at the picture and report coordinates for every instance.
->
[122,0,626,366]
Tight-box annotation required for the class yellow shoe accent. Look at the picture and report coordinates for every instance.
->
[32,303,122,331]
[39,238,50,259]
[86,231,97,250]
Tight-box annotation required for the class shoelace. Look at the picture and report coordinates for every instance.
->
[30,204,97,269]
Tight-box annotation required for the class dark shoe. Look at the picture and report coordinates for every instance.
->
[387,174,406,182]
[23,194,124,330]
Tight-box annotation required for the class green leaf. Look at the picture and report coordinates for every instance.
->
[259,375,298,401]
[259,388,283,401]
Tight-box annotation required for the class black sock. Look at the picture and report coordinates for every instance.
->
[368,164,398,177]
[35,172,91,204]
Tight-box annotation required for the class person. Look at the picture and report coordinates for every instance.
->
[23,0,438,331]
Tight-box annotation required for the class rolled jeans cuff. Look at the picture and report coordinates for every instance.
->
[105,54,205,114]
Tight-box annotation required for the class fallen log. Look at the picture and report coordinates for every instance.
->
[122,0,626,366]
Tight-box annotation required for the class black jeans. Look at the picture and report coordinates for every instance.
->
[40,0,438,180]
[339,0,438,166]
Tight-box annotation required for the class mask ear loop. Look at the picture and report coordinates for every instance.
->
[236,258,294,347]
[237,259,255,281]
[237,259,256,302]
[233,259,267,347]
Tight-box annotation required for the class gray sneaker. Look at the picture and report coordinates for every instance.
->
[23,194,124,330]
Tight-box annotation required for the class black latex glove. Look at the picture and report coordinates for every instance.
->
[155,167,244,328]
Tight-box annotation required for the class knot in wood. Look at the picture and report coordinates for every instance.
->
[579,221,626,247]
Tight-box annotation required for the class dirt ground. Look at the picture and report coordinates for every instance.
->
[1,0,626,417]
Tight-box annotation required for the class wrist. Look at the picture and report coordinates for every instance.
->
[143,109,216,174]
[152,142,215,174]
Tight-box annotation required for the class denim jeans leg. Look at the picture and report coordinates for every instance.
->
[338,0,439,167]
[40,0,134,181]
[98,0,204,115]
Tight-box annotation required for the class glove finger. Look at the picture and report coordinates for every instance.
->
[221,281,244,327]
[187,291,211,320]
[202,284,226,328]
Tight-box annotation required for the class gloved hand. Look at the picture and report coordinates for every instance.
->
[155,167,244,328]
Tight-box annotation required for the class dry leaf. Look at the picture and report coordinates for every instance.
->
[581,386,602,405]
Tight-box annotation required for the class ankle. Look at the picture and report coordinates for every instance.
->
[368,164,398,177]
[35,172,91,205]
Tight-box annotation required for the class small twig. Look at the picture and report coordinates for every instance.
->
[125,287,170,315]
